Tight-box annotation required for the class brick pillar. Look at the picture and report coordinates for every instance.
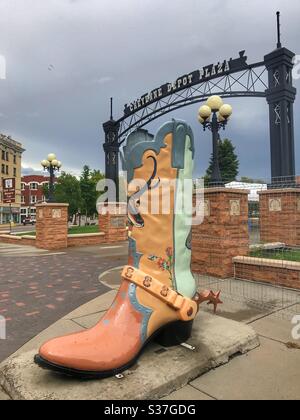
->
[98,202,128,243]
[36,203,69,250]
[192,188,249,278]
[259,189,300,246]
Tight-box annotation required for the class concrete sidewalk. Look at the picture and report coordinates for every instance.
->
[1,270,300,400]
[165,277,300,400]
[164,316,300,400]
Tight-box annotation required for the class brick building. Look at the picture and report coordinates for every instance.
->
[21,175,53,223]
[0,134,25,225]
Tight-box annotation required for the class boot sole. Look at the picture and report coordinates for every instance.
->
[34,319,193,380]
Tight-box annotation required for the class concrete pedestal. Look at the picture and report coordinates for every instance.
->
[98,202,128,243]
[259,189,300,247]
[192,188,249,278]
[36,203,69,250]
[0,312,258,400]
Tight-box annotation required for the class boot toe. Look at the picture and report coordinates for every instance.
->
[39,336,75,368]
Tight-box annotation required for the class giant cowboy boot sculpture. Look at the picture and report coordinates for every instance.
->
[35,120,222,379]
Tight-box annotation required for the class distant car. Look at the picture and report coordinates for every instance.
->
[22,217,36,226]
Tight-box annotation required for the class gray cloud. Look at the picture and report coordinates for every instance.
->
[21,166,44,176]
[0,0,299,180]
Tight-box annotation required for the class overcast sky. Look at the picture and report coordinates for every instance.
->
[0,0,300,180]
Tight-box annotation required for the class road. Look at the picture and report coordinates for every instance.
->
[0,225,36,235]
[0,243,128,362]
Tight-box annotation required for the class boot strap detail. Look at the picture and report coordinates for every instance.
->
[122,265,198,321]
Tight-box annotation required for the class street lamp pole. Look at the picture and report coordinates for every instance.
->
[41,154,62,203]
[48,164,55,203]
[211,112,222,185]
[198,95,233,187]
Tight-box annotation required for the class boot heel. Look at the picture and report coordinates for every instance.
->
[154,320,193,347]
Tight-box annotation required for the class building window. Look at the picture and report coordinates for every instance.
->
[30,183,38,190]
[1,164,4,174]
[21,196,25,204]
[13,168,17,177]
[31,196,37,204]
[1,150,8,161]
[13,155,17,164]
[21,183,25,190]
[5,165,8,175]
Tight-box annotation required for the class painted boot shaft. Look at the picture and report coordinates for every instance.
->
[35,120,221,378]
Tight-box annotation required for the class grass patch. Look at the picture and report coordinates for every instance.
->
[15,225,99,237]
[68,225,99,235]
[250,249,300,262]
[15,231,36,237]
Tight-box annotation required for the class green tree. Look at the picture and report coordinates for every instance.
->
[80,166,105,219]
[240,176,265,184]
[80,166,95,218]
[205,138,239,184]
[43,167,105,221]
[44,172,82,217]
[90,169,105,185]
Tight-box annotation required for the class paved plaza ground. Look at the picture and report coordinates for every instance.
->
[0,243,128,362]
[1,243,300,400]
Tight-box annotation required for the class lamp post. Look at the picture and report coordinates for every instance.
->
[198,95,233,187]
[41,154,62,203]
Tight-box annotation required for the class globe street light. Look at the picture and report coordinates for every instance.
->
[41,154,62,203]
[198,95,233,187]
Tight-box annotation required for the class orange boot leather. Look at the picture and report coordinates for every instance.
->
[35,120,221,379]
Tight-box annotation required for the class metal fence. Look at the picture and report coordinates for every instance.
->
[195,175,300,317]
[194,274,300,321]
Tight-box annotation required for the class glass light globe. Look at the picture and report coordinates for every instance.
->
[217,113,226,122]
[206,95,223,111]
[198,116,205,125]
[219,104,233,118]
[199,105,212,119]
[47,153,56,162]
[51,159,59,167]
[41,159,49,168]
[57,161,62,168]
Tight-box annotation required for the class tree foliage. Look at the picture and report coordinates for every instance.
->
[43,166,105,219]
[240,176,265,184]
[53,172,82,216]
[79,166,105,217]
[205,138,239,185]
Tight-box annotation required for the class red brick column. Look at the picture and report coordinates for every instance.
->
[192,188,249,278]
[98,202,128,243]
[259,189,300,246]
[36,203,69,250]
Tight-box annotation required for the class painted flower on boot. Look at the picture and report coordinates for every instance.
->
[148,247,174,286]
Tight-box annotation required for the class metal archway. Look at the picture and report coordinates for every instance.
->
[117,59,268,143]
[103,17,297,198]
